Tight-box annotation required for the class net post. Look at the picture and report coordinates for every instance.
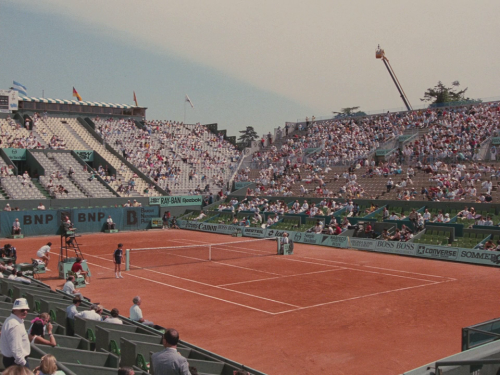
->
[126,249,130,271]
[209,245,212,261]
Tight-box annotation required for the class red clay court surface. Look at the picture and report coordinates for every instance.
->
[8,229,500,375]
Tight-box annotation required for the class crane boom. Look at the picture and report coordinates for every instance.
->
[376,45,412,111]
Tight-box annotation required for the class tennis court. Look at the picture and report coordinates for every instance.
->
[12,229,500,375]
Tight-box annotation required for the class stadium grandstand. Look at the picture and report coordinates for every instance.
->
[2,87,500,375]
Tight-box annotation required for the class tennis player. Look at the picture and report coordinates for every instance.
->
[113,243,124,278]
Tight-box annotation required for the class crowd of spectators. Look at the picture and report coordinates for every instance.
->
[94,118,240,194]
[237,102,500,201]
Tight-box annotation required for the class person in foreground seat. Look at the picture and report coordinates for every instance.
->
[75,304,103,321]
[0,298,31,369]
[151,328,189,375]
[130,296,154,327]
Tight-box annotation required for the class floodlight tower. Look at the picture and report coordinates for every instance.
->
[376,45,413,111]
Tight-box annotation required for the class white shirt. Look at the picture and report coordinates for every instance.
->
[105,317,123,325]
[0,314,30,366]
[75,310,102,321]
[37,245,51,258]
[14,276,31,284]
[130,304,143,321]
[66,304,78,319]
[62,280,75,294]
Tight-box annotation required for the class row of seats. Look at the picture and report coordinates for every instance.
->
[49,152,116,198]
[0,277,245,375]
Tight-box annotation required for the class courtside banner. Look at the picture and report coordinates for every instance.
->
[149,195,202,207]
[458,248,500,266]
[176,220,500,267]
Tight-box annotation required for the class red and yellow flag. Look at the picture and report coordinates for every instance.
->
[72,87,82,101]
[133,91,138,106]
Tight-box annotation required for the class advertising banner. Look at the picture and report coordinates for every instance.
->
[176,219,500,267]
[242,227,266,238]
[149,195,202,207]
[234,182,252,190]
[4,148,27,161]
[74,150,94,162]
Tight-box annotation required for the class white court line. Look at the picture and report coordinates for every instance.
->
[280,257,437,283]
[82,252,299,308]
[217,268,346,287]
[171,239,344,269]
[272,280,453,315]
[85,237,457,314]
[85,261,276,315]
[185,240,442,283]
[178,238,454,283]
[362,265,457,281]
[130,242,281,276]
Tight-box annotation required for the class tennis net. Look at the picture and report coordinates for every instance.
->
[125,238,278,270]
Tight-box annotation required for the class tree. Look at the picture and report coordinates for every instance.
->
[332,106,367,118]
[238,126,259,147]
[420,81,477,107]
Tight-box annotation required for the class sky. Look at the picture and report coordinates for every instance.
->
[2,0,500,137]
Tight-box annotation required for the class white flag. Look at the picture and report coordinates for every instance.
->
[185,94,194,108]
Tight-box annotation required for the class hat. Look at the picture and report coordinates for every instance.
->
[12,298,29,310]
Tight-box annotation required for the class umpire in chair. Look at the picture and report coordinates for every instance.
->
[62,216,76,246]
[279,232,293,255]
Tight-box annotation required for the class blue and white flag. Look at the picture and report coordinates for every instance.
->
[12,81,27,96]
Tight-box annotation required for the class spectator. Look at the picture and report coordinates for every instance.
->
[0,298,31,368]
[14,272,31,284]
[4,244,17,262]
[107,215,115,230]
[33,354,65,375]
[75,304,103,321]
[118,367,135,375]
[62,275,84,300]
[389,229,401,241]
[130,296,154,327]
[151,328,189,375]
[71,258,90,284]
[5,203,12,211]
[36,242,52,271]
[37,202,45,210]
[28,320,56,347]
[66,296,82,320]
[364,222,373,238]
[12,219,21,235]
[104,308,123,325]
[162,211,171,229]
[2,366,33,375]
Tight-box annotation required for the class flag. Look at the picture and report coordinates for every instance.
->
[185,94,194,108]
[133,91,138,106]
[72,87,82,101]
[12,81,27,96]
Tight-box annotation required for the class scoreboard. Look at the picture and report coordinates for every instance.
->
[0,90,19,113]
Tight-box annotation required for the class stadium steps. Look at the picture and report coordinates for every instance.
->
[46,154,90,197]
[29,128,49,148]
[65,118,160,197]
[32,178,52,199]
[0,186,8,200]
